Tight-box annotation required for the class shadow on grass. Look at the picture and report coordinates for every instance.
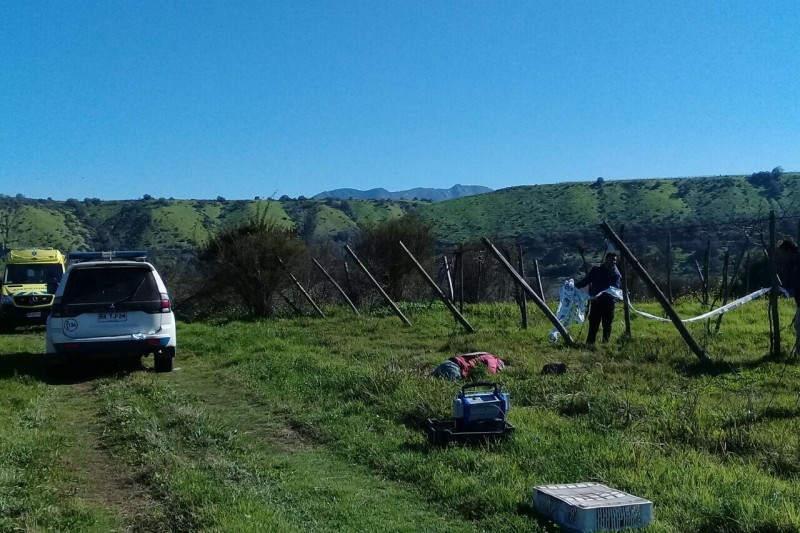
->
[722,405,800,429]
[0,351,151,384]
[516,500,565,533]
[695,519,800,533]
[676,352,795,377]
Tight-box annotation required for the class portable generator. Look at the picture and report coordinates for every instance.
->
[452,381,510,432]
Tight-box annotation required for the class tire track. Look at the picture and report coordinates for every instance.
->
[54,378,159,530]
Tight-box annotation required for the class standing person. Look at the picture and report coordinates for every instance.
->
[575,252,622,344]
[778,239,800,353]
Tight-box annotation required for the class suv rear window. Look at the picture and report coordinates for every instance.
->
[63,266,160,305]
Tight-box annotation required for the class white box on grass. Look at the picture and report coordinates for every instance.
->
[533,482,653,532]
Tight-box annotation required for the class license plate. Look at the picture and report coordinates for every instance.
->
[98,311,127,322]
[26,311,42,318]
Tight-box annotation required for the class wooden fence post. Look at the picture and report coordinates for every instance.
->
[769,210,781,357]
[534,259,546,305]
[708,249,729,333]
[482,237,576,346]
[443,255,454,302]
[344,245,411,326]
[313,259,360,316]
[344,261,358,304]
[279,292,303,316]
[714,240,749,333]
[399,241,474,333]
[456,245,465,313]
[517,243,528,329]
[578,245,589,275]
[620,224,632,338]
[745,253,751,293]
[600,221,709,362]
[666,230,673,303]
[703,240,711,305]
[695,260,705,295]
[278,257,325,318]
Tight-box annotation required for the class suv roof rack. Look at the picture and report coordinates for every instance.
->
[67,251,149,263]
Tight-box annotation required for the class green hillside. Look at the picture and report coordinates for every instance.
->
[1,173,798,266]
[414,173,799,245]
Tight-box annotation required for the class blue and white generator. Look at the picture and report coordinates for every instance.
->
[452,381,510,432]
[425,381,514,445]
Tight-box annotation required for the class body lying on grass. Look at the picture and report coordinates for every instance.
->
[431,352,505,381]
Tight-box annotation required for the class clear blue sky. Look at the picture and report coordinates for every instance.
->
[2,1,799,200]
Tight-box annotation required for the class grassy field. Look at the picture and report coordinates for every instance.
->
[1,298,799,532]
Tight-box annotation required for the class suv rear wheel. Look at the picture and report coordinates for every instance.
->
[154,347,174,373]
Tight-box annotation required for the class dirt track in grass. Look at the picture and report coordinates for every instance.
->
[51,376,158,530]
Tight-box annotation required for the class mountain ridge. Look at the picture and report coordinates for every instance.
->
[311,184,492,202]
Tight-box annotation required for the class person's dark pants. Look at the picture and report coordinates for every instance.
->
[587,294,615,344]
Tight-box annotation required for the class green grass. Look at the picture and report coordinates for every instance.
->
[1,298,799,531]
[347,199,410,225]
[312,204,359,239]
[11,204,89,251]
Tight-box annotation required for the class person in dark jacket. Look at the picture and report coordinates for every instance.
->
[575,252,622,344]
[778,239,800,352]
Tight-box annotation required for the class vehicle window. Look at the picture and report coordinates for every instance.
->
[62,267,159,305]
[4,264,63,284]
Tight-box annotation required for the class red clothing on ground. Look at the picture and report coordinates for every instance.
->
[452,352,503,377]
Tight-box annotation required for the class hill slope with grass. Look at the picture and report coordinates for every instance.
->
[413,173,800,245]
[2,172,798,265]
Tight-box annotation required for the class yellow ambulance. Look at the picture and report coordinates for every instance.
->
[1,248,66,331]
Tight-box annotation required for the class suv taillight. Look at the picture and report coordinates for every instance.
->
[161,293,171,312]
[51,297,62,318]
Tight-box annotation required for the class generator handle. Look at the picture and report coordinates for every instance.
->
[461,381,502,394]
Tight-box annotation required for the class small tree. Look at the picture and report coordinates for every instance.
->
[200,208,310,316]
[355,215,435,301]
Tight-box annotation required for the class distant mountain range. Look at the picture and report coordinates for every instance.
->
[312,184,492,202]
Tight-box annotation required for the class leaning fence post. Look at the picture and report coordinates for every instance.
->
[278,257,325,318]
[399,241,474,333]
[279,292,303,316]
[313,259,360,316]
[534,259,546,305]
[695,260,705,296]
[443,255,455,302]
[344,245,411,326]
[600,221,709,362]
[481,237,576,346]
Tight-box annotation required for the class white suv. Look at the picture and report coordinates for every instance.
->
[46,251,176,372]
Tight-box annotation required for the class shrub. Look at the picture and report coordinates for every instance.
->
[199,206,310,316]
[355,215,435,301]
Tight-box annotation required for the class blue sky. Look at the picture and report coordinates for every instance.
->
[2,1,799,200]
